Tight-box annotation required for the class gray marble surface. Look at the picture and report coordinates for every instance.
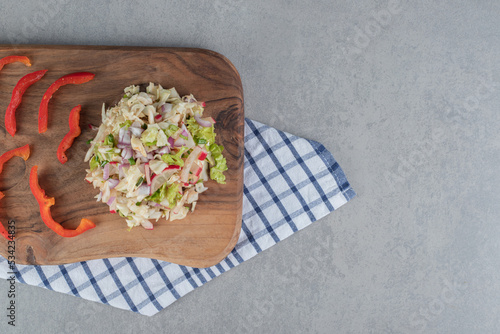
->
[1,0,500,333]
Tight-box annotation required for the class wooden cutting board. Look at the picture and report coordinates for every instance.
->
[0,45,243,268]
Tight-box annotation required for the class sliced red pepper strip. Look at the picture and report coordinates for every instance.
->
[29,165,96,237]
[0,222,10,241]
[57,105,82,164]
[5,69,48,137]
[38,72,95,134]
[0,144,31,240]
[0,144,31,189]
[0,56,31,71]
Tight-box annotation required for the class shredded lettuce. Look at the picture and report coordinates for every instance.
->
[104,134,116,147]
[209,143,227,184]
[162,147,188,166]
[147,183,167,203]
[164,124,179,138]
[120,120,133,128]
[141,126,159,146]
[90,156,99,171]
[165,183,182,208]
[93,144,105,162]
[147,183,181,208]
[185,117,216,145]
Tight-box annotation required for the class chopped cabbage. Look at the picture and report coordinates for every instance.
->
[84,83,227,230]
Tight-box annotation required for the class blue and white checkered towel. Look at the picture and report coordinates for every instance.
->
[0,119,355,316]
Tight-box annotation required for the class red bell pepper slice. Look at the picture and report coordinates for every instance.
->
[38,72,95,134]
[57,105,82,164]
[0,56,31,72]
[0,145,31,240]
[0,216,9,241]
[0,144,30,197]
[5,69,48,137]
[29,165,96,237]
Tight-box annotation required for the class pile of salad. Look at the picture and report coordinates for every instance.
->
[84,83,227,230]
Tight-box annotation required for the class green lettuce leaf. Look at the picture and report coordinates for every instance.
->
[209,143,227,184]
[147,182,182,208]
[120,120,133,128]
[104,134,115,147]
[165,183,182,208]
[141,126,159,146]
[161,147,188,167]
[89,156,99,171]
[147,183,167,203]
[164,124,179,138]
[185,117,216,146]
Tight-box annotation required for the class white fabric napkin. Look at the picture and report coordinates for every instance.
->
[0,119,355,316]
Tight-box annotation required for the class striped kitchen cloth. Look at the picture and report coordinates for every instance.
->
[0,118,355,316]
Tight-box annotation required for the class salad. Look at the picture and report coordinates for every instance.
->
[84,83,227,230]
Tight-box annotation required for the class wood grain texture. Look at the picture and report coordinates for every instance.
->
[0,45,243,268]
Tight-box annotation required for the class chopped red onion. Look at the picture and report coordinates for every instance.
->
[119,127,126,141]
[134,150,148,160]
[121,147,133,160]
[157,146,170,154]
[118,127,131,147]
[108,179,119,189]
[108,196,117,212]
[137,184,151,196]
[131,121,142,128]
[97,191,102,202]
[129,126,144,137]
[194,114,213,127]
[147,152,154,160]
[107,196,116,206]
[103,163,110,180]
[174,137,185,147]
[118,163,129,179]
[161,103,172,114]
[167,137,174,147]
